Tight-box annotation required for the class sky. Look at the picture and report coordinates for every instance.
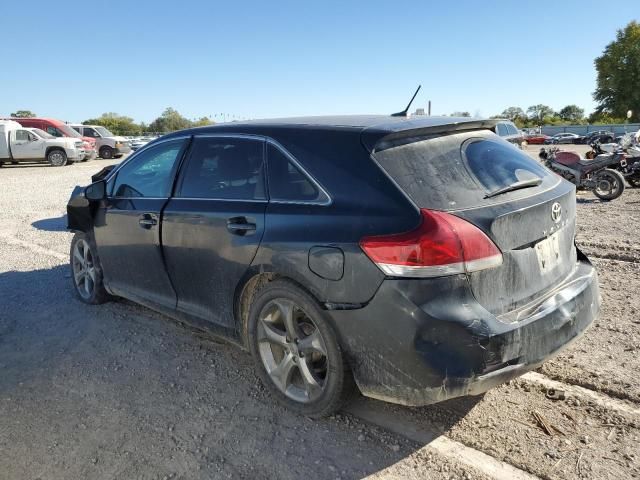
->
[1,0,638,124]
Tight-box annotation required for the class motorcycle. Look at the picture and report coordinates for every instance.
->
[539,147,625,200]
[587,138,640,188]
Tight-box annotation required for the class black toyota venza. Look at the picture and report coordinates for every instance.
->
[67,115,600,416]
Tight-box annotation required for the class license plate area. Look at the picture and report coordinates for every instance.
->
[535,231,561,272]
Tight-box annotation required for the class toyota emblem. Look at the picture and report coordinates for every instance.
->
[551,202,562,223]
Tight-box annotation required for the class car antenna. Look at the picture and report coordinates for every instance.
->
[391,85,421,117]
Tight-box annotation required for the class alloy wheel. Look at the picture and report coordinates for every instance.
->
[49,151,66,166]
[72,239,96,300]
[257,299,329,403]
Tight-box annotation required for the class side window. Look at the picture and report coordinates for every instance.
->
[506,123,518,135]
[84,128,98,138]
[496,124,508,136]
[15,130,30,142]
[71,126,82,134]
[177,137,265,200]
[46,126,63,137]
[112,139,184,198]
[267,143,328,203]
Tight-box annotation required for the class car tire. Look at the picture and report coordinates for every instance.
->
[70,232,111,304]
[100,146,114,159]
[247,279,356,417]
[47,149,68,167]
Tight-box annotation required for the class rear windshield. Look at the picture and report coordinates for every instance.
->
[373,130,555,210]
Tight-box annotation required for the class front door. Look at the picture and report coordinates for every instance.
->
[162,135,267,327]
[93,138,188,309]
[10,129,42,159]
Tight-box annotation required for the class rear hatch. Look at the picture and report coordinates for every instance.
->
[372,129,577,317]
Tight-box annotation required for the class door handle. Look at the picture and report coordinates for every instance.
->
[226,216,256,235]
[139,213,158,229]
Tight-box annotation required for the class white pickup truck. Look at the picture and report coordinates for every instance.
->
[0,120,85,167]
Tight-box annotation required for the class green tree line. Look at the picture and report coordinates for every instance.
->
[82,108,214,136]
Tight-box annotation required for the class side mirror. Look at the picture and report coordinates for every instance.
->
[85,180,106,201]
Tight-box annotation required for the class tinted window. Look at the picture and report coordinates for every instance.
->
[177,137,265,200]
[463,138,549,191]
[373,130,554,210]
[496,124,508,136]
[112,140,184,198]
[267,143,327,203]
[84,128,98,138]
[71,126,81,134]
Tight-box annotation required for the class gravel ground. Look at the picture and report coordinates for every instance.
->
[0,152,638,480]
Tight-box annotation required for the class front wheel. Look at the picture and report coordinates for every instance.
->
[70,232,110,304]
[248,279,355,417]
[593,169,625,200]
[47,149,67,167]
[99,146,114,159]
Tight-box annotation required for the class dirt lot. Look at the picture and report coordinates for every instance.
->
[0,150,638,480]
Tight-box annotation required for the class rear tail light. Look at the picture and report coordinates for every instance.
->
[360,209,502,278]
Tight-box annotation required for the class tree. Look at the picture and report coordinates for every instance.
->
[450,111,471,117]
[526,104,555,124]
[192,116,214,127]
[558,105,585,123]
[148,108,193,133]
[82,113,142,136]
[594,21,640,122]
[10,110,36,118]
[500,107,525,122]
[588,111,627,125]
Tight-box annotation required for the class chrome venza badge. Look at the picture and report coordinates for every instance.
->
[551,202,562,223]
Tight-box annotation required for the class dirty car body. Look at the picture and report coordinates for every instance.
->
[67,115,600,407]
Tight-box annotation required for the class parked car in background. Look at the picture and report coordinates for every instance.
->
[67,115,599,417]
[69,124,131,159]
[544,132,584,144]
[582,130,615,145]
[525,133,550,144]
[494,120,525,148]
[0,120,84,166]
[10,117,96,161]
[130,136,158,151]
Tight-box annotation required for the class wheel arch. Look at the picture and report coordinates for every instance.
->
[45,146,66,157]
[233,266,327,349]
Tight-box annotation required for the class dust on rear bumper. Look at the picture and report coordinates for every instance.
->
[328,256,600,406]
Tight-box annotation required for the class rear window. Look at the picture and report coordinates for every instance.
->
[373,130,555,210]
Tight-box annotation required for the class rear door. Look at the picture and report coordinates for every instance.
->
[162,135,267,327]
[94,138,188,308]
[373,130,576,316]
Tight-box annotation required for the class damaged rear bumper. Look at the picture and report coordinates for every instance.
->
[328,255,600,406]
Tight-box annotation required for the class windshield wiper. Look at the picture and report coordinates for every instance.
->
[484,177,542,199]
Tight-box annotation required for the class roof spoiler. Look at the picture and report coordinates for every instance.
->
[362,119,500,153]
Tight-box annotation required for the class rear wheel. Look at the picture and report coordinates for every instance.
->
[593,169,625,200]
[99,146,114,159]
[248,280,355,417]
[47,149,67,167]
[70,232,110,304]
